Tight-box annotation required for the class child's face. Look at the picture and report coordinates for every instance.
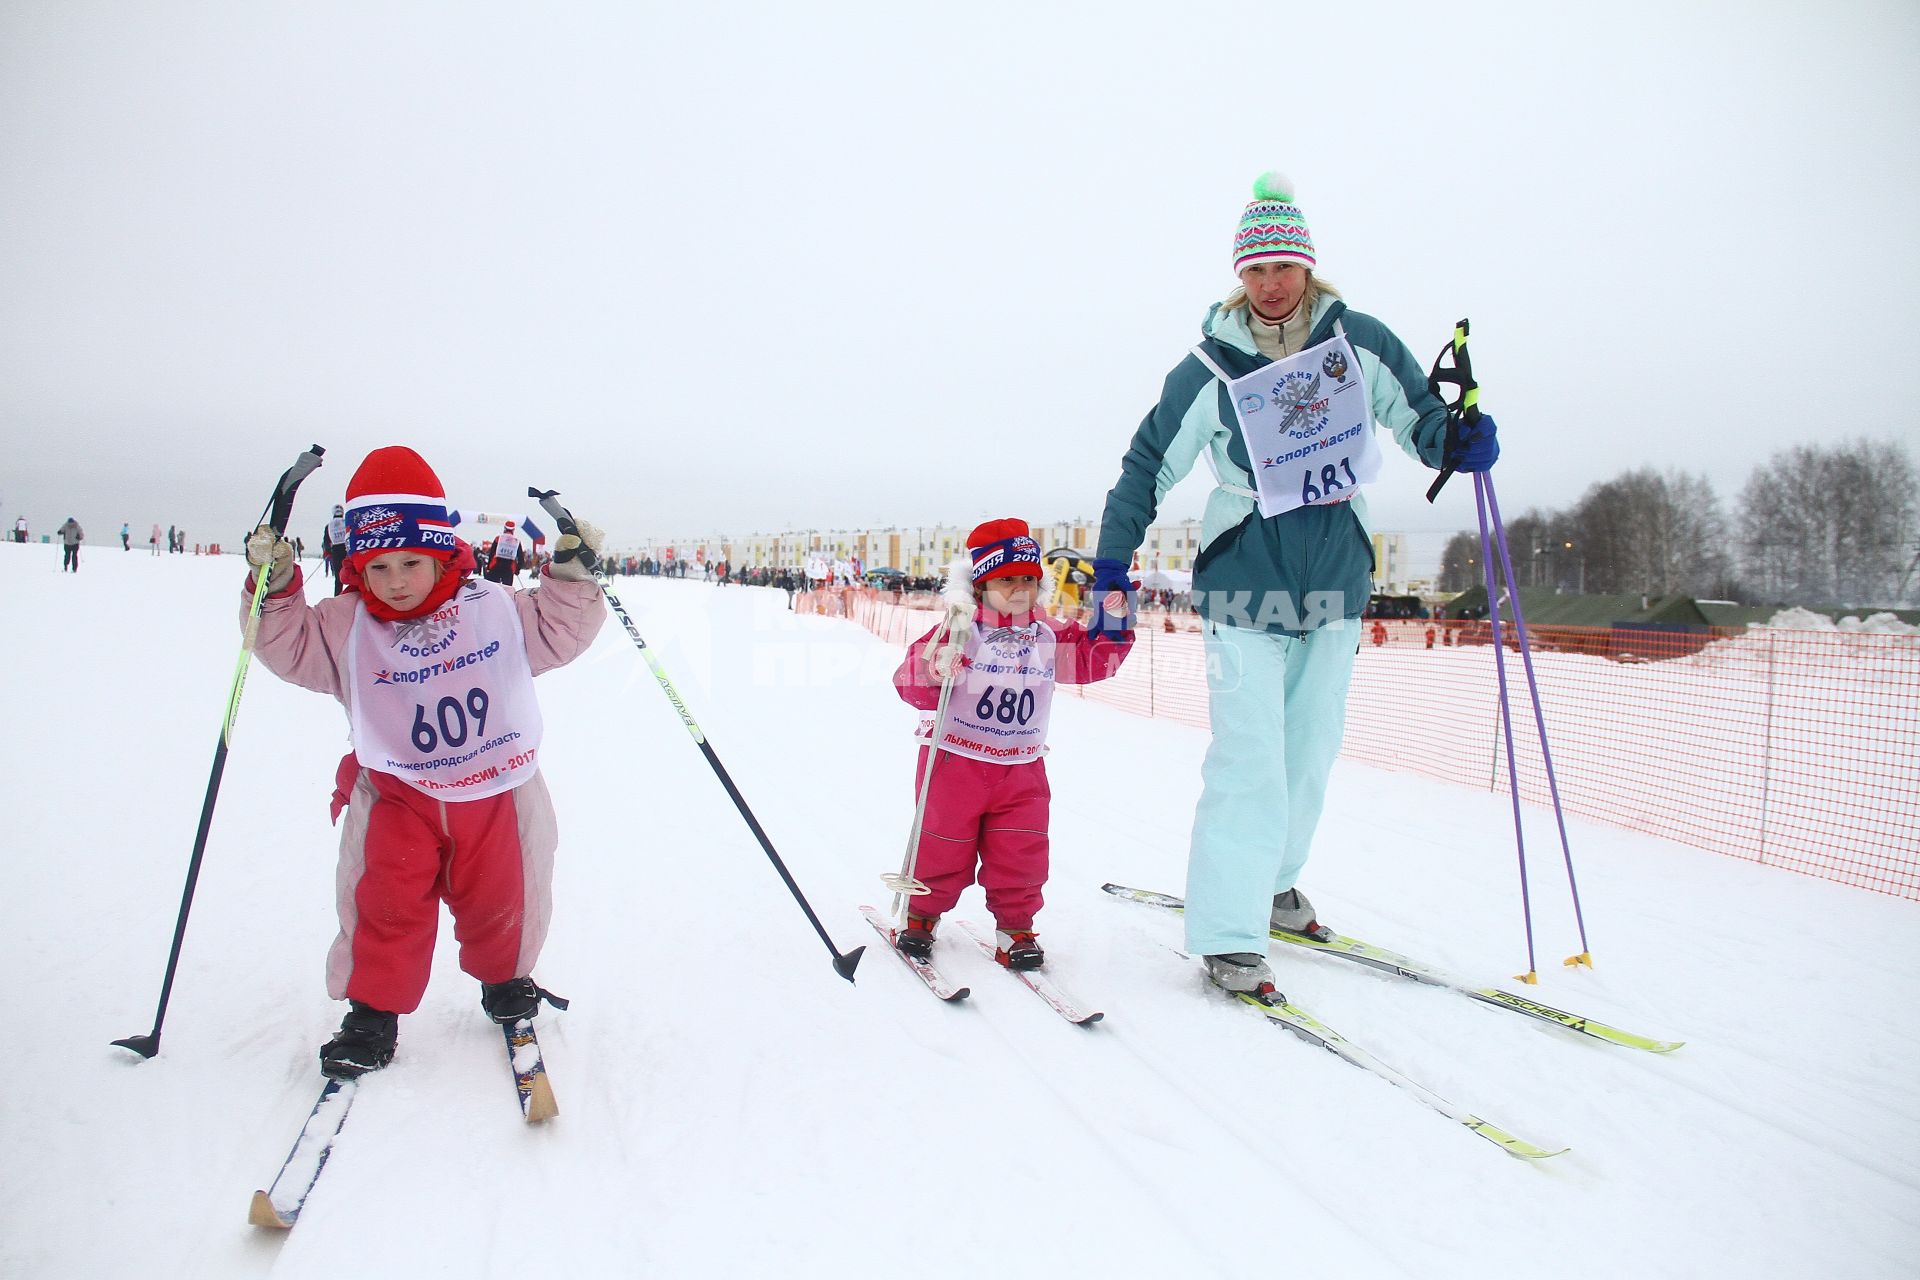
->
[363,550,443,612]
[981,573,1041,617]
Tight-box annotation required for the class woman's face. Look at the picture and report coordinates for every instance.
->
[1239,260,1309,322]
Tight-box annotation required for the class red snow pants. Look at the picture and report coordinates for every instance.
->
[325,755,557,1014]
[908,749,1050,930]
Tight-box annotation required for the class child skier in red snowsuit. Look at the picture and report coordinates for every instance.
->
[243,446,606,1080]
[889,519,1134,968]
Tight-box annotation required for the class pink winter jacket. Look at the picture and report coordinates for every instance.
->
[893,606,1132,710]
[243,564,606,706]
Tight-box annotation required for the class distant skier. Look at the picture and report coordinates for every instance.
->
[57,516,83,572]
[241,445,607,1080]
[321,503,350,595]
[120,522,130,551]
[888,519,1134,970]
[14,516,27,544]
[485,520,525,585]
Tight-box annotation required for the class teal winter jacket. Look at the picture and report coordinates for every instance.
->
[1095,295,1448,636]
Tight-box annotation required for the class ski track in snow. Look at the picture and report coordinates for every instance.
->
[3,541,1918,1278]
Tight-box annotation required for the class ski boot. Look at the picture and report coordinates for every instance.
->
[480,976,570,1025]
[1202,952,1283,1003]
[994,928,1045,971]
[895,913,939,960]
[319,1001,398,1080]
[1270,887,1333,942]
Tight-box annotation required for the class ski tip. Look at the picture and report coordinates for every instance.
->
[248,1190,293,1230]
[1508,1142,1571,1161]
[1075,1010,1106,1025]
[525,1072,559,1124]
[946,987,972,1002]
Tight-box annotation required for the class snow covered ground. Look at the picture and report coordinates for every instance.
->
[4,540,1918,1278]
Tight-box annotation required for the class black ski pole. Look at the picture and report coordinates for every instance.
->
[1424,318,1480,503]
[114,445,325,1059]
[528,487,865,982]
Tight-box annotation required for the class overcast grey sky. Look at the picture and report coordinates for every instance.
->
[4,0,1917,567]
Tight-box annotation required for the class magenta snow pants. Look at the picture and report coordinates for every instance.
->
[909,749,1049,929]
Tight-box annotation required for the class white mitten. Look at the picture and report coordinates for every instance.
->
[245,524,296,593]
[548,517,604,582]
[929,642,964,683]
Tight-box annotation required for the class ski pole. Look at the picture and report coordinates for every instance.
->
[527,487,865,982]
[884,562,976,921]
[1477,472,1593,970]
[1423,321,1593,975]
[114,444,325,1059]
[1471,469,1541,983]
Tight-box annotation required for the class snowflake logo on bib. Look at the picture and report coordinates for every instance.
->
[982,623,1040,660]
[392,603,461,659]
[1271,371,1330,439]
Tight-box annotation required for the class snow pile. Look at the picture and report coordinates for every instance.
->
[1761,606,1920,635]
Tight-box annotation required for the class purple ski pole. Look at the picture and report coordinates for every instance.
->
[1471,471,1542,982]
[1479,474,1593,969]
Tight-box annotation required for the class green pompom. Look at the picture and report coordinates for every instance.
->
[1251,170,1295,202]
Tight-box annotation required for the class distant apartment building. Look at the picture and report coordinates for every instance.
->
[1370,531,1411,594]
[626,519,1403,583]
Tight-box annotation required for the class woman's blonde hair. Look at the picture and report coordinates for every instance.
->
[1222,272,1340,313]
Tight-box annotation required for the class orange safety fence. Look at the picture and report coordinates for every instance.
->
[804,587,1920,901]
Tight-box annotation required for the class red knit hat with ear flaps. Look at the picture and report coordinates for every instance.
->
[966,518,1044,585]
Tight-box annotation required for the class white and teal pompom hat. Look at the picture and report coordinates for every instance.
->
[1232,171,1316,273]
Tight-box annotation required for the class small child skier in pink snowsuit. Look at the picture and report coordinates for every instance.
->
[244,445,606,1080]
[890,518,1134,968]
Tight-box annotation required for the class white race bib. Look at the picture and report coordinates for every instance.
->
[346,580,543,799]
[492,533,520,562]
[918,621,1057,764]
[1223,334,1382,518]
[327,517,348,545]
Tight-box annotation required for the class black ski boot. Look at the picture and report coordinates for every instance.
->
[319,1001,398,1080]
[895,913,938,960]
[480,976,569,1024]
[994,929,1045,971]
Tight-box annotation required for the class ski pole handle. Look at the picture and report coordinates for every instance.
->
[269,445,326,534]
[527,486,600,573]
[1424,321,1478,503]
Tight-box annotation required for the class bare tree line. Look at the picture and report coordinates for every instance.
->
[1437,438,1919,607]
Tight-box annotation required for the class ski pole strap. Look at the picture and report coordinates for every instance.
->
[1424,320,1477,503]
[528,486,600,572]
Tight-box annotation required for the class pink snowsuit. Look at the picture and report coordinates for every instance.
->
[892,608,1131,930]
[246,563,604,1014]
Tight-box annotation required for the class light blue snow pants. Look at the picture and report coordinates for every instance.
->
[1184,618,1358,956]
